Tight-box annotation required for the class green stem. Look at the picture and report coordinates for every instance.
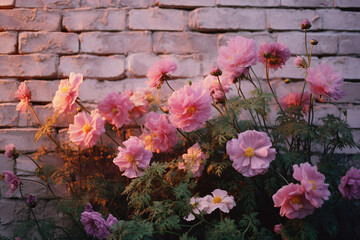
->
[212,103,223,116]
[265,62,285,114]
[305,29,310,62]
[250,67,263,93]
[270,167,289,185]
[216,76,228,114]
[130,112,143,134]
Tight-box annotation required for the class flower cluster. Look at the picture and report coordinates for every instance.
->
[178,143,206,177]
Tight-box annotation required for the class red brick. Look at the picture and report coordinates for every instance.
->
[0,9,60,31]
[157,0,216,8]
[59,55,125,79]
[0,79,18,102]
[19,32,79,54]
[80,32,151,54]
[0,31,17,53]
[0,103,18,127]
[63,9,126,32]
[319,9,360,31]
[0,54,58,78]
[266,9,322,30]
[15,0,80,8]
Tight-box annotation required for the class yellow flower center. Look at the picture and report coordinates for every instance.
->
[229,56,233,60]
[112,107,117,114]
[245,147,255,158]
[60,86,70,93]
[125,154,135,163]
[187,106,196,114]
[82,123,92,133]
[290,196,303,209]
[213,196,222,204]
[309,180,316,190]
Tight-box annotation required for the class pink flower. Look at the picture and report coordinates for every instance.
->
[210,66,222,76]
[258,43,291,70]
[140,112,177,153]
[279,92,311,114]
[306,62,344,100]
[98,92,134,128]
[203,74,232,102]
[146,58,177,88]
[217,36,257,78]
[15,82,31,113]
[274,224,288,240]
[68,110,105,148]
[80,211,110,239]
[113,137,153,178]
[273,183,315,219]
[52,72,83,114]
[168,84,212,132]
[338,167,360,200]
[202,189,236,214]
[226,130,276,177]
[128,88,152,119]
[106,214,118,227]
[293,162,330,208]
[5,144,16,159]
[301,18,311,30]
[294,56,307,69]
[178,143,206,177]
[3,171,21,195]
[185,196,209,221]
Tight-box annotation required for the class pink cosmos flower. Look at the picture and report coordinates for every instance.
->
[203,74,233,102]
[202,189,236,214]
[273,183,315,219]
[15,82,31,113]
[293,162,331,208]
[68,110,105,148]
[128,88,152,119]
[306,62,344,100]
[113,137,153,178]
[52,72,83,114]
[146,58,177,88]
[80,211,117,240]
[178,143,206,177]
[140,112,177,153]
[338,167,360,200]
[258,43,291,70]
[185,196,209,221]
[279,92,311,114]
[3,171,21,195]
[5,144,16,159]
[226,130,276,177]
[217,36,257,78]
[168,84,212,132]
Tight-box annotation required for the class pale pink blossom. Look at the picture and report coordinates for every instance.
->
[52,72,83,114]
[128,88,152,118]
[203,74,233,102]
[294,56,307,69]
[185,196,209,221]
[306,62,344,100]
[113,137,153,178]
[168,84,212,132]
[98,92,134,128]
[279,92,311,114]
[293,162,330,208]
[140,112,177,153]
[68,110,105,148]
[178,143,206,177]
[3,171,20,195]
[217,36,257,78]
[273,183,315,219]
[338,167,360,200]
[5,144,16,159]
[15,82,31,113]
[146,58,177,88]
[226,130,276,177]
[258,43,291,70]
[202,189,236,214]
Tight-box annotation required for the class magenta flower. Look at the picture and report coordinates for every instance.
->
[5,144,16,159]
[273,224,288,240]
[279,92,311,114]
[185,196,209,221]
[106,214,118,227]
[3,171,21,195]
[15,82,31,113]
[26,194,36,208]
[140,112,177,153]
[217,36,257,78]
[338,167,360,200]
[168,84,212,132]
[226,130,276,177]
[85,203,93,212]
[273,183,315,219]
[146,58,177,88]
[210,66,222,77]
[80,211,110,240]
[68,110,105,148]
[178,143,206,177]
[306,62,344,100]
[52,72,83,114]
[203,74,232,103]
[113,137,153,178]
[258,43,291,70]
[202,189,236,214]
[293,162,331,208]
[98,92,134,128]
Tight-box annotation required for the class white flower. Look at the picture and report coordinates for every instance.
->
[185,196,209,221]
[203,189,236,214]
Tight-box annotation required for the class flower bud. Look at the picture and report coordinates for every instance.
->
[294,56,307,69]
[210,66,222,76]
[301,18,311,30]
[26,194,36,208]
[284,79,291,84]
[310,39,318,45]
[187,80,192,86]
[77,107,82,113]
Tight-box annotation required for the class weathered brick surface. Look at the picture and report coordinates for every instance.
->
[339,34,360,55]
[19,32,79,54]
[219,32,276,48]
[0,79,18,102]
[153,32,218,54]
[335,0,360,8]
[217,0,280,7]
[281,0,332,7]
[0,199,27,224]
[15,155,36,176]
[320,9,360,31]
[0,32,17,54]
[63,9,126,32]
[189,8,266,31]
[322,57,360,80]
[59,55,125,79]
[0,155,14,172]
[0,0,14,8]
[81,0,155,8]
[345,104,360,129]
[23,80,60,102]
[266,9,322,30]
[0,103,18,127]
[15,0,81,8]
[157,0,216,8]
[0,54,58,78]
[129,8,187,31]
[0,9,61,31]
[80,32,152,54]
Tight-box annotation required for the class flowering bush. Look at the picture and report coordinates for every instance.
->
[2,19,360,240]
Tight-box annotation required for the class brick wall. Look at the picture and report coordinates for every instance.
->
[0,0,360,237]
